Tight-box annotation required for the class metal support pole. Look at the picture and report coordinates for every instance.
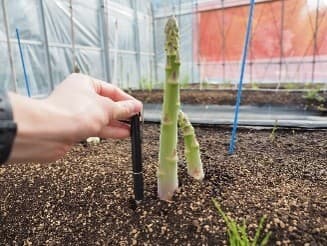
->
[249,39,253,85]
[150,3,158,83]
[221,0,226,84]
[277,0,285,89]
[191,1,194,84]
[249,1,253,86]
[2,0,17,92]
[178,0,182,27]
[312,0,320,83]
[195,0,200,86]
[100,0,111,82]
[39,0,54,91]
[69,0,76,70]
[131,0,142,87]
[249,54,253,85]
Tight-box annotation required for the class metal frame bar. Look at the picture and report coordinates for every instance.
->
[178,0,182,26]
[200,59,327,65]
[39,0,54,91]
[312,0,320,83]
[69,0,76,70]
[2,0,17,92]
[278,0,285,87]
[131,0,141,86]
[100,0,111,82]
[221,0,226,83]
[191,0,194,84]
[195,0,200,85]
[150,2,158,83]
[0,39,43,45]
[155,0,275,19]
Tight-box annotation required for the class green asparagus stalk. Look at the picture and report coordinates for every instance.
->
[157,17,181,201]
[178,111,204,180]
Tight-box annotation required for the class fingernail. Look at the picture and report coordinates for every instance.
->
[123,100,140,114]
[135,100,143,112]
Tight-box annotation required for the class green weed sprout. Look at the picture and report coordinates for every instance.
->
[157,17,181,200]
[178,110,204,180]
[180,74,190,89]
[212,198,271,246]
[269,119,278,142]
[302,89,325,103]
[139,77,153,92]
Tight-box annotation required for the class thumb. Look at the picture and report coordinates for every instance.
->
[111,99,142,120]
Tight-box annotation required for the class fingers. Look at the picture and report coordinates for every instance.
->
[100,98,142,121]
[92,78,139,102]
[115,100,142,120]
[98,121,130,139]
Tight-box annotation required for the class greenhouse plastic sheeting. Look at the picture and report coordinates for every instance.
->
[1,0,327,95]
[0,0,154,96]
[0,0,50,96]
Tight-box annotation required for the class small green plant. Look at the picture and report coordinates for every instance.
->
[139,77,153,92]
[154,81,165,90]
[284,83,298,90]
[304,82,324,90]
[251,81,259,90]
[200,77,209,90]
[221,80,232,89]
[212,198,271,246]
[302,89,325,103]
[269,120,278,142]
[180,74,190,89]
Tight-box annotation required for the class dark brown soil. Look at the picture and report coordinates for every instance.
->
[1,125,326,245]
[184,82,326,90]
[130,89,327,113]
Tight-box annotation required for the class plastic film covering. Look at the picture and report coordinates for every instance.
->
[0,7,12,91]
[0,0,154,96]
[0,42,12,91]
[0,0,50,96]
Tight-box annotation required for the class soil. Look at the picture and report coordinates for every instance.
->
[130,89,327,113]
[0,124,326,245]
[184,83,326,91]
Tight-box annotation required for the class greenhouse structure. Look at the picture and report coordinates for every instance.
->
[1,0,327,95]
[0,0,326,245]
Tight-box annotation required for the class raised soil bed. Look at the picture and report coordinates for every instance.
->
[130,89,327,113]
[0,124,326,245]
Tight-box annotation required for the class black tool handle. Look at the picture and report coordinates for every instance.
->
[131,114,143,201]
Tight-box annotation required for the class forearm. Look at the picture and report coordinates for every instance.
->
[8,93,73,162]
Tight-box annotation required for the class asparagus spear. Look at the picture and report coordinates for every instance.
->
[178,111,204,180]
[157,17,181,200]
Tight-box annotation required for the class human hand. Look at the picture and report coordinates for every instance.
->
[8,73,142,163]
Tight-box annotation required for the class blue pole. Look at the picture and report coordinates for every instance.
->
[16,28,31,97]
[228,0,255,154]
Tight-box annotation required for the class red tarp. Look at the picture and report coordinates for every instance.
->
[198,0,327,82]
